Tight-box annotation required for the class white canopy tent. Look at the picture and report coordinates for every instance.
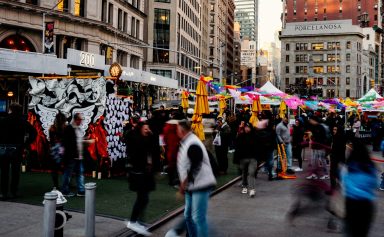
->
[358,88,383,102]
[259,81,285,95]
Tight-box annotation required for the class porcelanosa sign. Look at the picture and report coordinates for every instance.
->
[283,20,356,36]
[295,23,342,32]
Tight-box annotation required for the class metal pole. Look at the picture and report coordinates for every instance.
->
[335,46,338,97]
[85,182,97,237]
[43,192,58,237]
[219,45,223,85]
[42,13,45,53]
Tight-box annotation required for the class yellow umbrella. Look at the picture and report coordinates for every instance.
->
[192,78,209,140]
[181,90,189,111]
[249,98,262,127]
[218,97,226,117]
[279,101,287,119]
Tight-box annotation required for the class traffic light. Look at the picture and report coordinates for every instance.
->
[106,47,113,59]
[370,79,375,88]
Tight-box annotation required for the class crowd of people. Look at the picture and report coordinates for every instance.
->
[1,102,384,237]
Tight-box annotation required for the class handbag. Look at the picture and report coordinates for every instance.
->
[212,132,221,146]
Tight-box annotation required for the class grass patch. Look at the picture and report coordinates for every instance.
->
[11,155,238,223]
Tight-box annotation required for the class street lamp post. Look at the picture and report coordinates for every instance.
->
[219,43,225,86]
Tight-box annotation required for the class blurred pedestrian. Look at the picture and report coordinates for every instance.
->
[177,120,216,237]
[214,116,231,175]
[163,119,181,187]
[0,103,36,199]
[292,119,304,172]
[126,122,158,236]
[62,113,93,197]
[276,117,294,173]
[329,126,346,193]
[49,112,67,189]
[234,123,257,197]
[342,139,377,237]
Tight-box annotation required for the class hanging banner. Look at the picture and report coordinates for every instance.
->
[44,22,55,54]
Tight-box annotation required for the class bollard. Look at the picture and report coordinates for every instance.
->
[85,182,97,237]
[43,192,58,237]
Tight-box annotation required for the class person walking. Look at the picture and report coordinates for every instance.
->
[276,117,294,173]
[329,126,346,193]
[0,103,36,200]
[306,116,331,180]
[49,113,67,189]
[292,119,304,172]
[214,116,231,175]
[234,123,257,197]
[176,120,216,237]
[126,122,158,236]
[342,139,377,237]
[62,113,92,197]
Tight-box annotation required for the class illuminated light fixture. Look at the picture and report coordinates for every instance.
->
[8,39,14,45]
[7,91,14,97]
[150,77,156,82]
[160,15,168,21]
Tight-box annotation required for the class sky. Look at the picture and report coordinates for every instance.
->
[258,0,283,47]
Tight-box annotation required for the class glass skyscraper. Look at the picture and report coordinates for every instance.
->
[234,0,258,41]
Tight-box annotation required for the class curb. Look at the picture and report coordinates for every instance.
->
[117,175,241,237]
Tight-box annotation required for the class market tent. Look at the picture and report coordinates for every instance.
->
[259,81,285,95]
[358,88,382,102]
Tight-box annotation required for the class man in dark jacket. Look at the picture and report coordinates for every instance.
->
[0,103,36,199]
[214,117,231,174]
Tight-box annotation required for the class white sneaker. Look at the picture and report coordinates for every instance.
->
[241,187,248,194]
[306,174,318,180]
[249,189,255,198]
[294,167,303,172]
[127,221,152,236]
[320,175,330,180]
[165,229,181,237]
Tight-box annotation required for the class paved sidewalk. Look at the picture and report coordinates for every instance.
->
[0,201,125,237]
[152,170,384,237]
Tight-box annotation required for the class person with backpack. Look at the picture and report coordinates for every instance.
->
[306,115,332,180]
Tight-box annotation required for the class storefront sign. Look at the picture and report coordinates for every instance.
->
[67,48,105,70]
[282,20,362,36]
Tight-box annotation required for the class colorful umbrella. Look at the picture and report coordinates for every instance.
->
[279,101,287,119]
[249,97,262,127]
[181,90,189,111]
[192,77,209,140]
[219,97,226,117]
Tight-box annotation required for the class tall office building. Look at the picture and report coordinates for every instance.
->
[147,0,201,91]
[234,0,258,41]
[209,0,236,84]
[280,0,381,98]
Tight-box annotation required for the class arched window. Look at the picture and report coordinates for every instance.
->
[0,35,36,52]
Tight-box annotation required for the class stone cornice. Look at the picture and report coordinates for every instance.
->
[0,0,146,46]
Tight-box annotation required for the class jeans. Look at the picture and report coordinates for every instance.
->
[130,190,149,222]
[284,143,293,168]
[240,159,257,189]
[184,189,211,237]
[0,147,22,197]
[62,159,85,194]
[264,151,274,179]
[311,149,327,176]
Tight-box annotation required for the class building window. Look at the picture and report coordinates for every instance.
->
[130,55,140,69]
[346,53,350,61]
[346,65,351,73]
[346,77,350,85]
[367,34,370,40]
[327,42,341,50]
[285,78,289,85]
[327,66,340,73]
[26,0,38,4]
[286,43,290,51]
[286,66,290,73]
[346,89,350,97]
[153,8,171,63]
[118,9,123,30]
[123,12,128,32]
[155,0,171,2]
[136,19,140,39]
[286,55,290,62]
[312,43,324,50]
[327,54,340,62]
[101,0,107,22]
[296,43,308,51]
[116,50,127,67]
[131,17,136,36]
[313,66,323,74]
[346,41,351,49]
[108,3,114,25]
[295,66,307,74]
[150,69,172,78]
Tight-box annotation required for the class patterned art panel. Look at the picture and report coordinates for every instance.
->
[28,77,108,139]
[104,95,132,161]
